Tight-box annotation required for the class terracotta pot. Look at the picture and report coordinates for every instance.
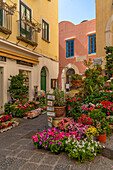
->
[98,133,106,143]
[54,106,65,117]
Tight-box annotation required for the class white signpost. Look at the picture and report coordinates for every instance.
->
[46,94,55,128]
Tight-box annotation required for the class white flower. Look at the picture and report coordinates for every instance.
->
[72,142,74,144]
[74,149,77,152]
[83,150,85,153]
[103,146,105,148]
[94,153,96,156]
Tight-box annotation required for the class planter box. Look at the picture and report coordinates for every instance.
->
[71,80,83,87]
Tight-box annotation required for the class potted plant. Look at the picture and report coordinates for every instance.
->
[70,74,83,87]
[98,118,108,143]
[53,88,65,117]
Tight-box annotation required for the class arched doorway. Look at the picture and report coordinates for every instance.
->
[41,67,46,92]
[66,68,75,84]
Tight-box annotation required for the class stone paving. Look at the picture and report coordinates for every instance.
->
[0,114,113,170]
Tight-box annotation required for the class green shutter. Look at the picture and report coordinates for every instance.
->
[41,67,46,92]
[0,8,3,26]
[20,1,31,40]
[47,24,49,41]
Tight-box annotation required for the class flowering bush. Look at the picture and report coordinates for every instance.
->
[57,118,89,140]
[58,117,75,132]
[65,137,103,163]
[32,128,69,153]
[78,114,94,125]
[0,115,12,123]
[5,101,39,117]
[86,126,99,138]
[66,96,82,120]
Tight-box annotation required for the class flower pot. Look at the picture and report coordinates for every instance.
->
[98,133,106,143]
[54,106,65,117]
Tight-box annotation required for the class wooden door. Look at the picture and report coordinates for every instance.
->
[41,67,46,92]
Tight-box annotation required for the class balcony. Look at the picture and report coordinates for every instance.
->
[17,19,41,48]
[0,0,16,35]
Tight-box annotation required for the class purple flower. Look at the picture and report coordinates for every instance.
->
[49,142,52,145]
[58,142,62,146]
[39,141,42,145]
[44,144,48,148]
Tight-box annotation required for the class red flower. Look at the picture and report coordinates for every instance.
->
[78,98,81,101]
[107,112,110,115]
[105,96,108,99]
[68,107,71,110]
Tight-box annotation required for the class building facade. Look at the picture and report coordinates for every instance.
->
[96,0,113,68]
[58,19,96,91]
[0,0,59,113]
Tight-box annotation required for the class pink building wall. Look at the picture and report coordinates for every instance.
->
[58,19,96,90]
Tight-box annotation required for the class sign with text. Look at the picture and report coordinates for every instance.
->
[47,112,55,117]
[47,95,55,100]
[47,100,54,106]
[93,58,102,65]
[48,121,53,128]
[48,117,53,123]
[47,106,54,112]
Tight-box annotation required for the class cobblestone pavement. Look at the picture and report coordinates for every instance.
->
[0,114,113,170]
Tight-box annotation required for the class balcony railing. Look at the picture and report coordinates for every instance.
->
[17,19,41,48]
[0,9,12,35]
[0,0,16,35]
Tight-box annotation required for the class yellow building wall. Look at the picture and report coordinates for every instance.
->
[0,0,58,61]
[96,0,113,68]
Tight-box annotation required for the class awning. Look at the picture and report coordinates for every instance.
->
[0,48,39,64]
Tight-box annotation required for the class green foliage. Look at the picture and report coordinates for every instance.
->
[4,103,12,115]
[83,65,105,97]
[71,74,82,80]
[88,110,106,122]
[8,74,29,100]
[53,88,65,107]
[66,96,82,120]
[105,46,113,77]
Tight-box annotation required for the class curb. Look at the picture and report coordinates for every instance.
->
[101,148,113,160]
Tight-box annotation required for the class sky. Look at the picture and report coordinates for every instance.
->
[59,0,96,25]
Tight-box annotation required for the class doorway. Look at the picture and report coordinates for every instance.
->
[41,67,46,92]
[66,68,75,84]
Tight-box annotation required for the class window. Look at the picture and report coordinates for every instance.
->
[20,1,32,40]
[66,40,74,58]
[89,34,96,54]
[42,19,49,41]
[0,0,3,26]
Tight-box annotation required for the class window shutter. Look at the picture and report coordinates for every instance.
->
[47,24,49,41]
[0,8,3,26]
